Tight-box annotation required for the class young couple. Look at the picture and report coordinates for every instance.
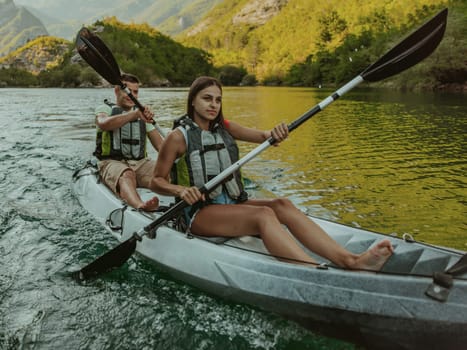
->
[95,74,393,271]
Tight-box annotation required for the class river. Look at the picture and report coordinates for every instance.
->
[0,87,465,349]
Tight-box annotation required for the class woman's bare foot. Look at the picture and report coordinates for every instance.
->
[354,239,394,271]
[138,196,159,212]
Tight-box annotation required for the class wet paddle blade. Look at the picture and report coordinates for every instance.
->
[72,235,138,280]
[75,27,123,86]
[362,8,447,82]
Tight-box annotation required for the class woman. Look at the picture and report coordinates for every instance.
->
[152,76,393,270]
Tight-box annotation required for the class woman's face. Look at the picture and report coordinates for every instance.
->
[192,84,222,124]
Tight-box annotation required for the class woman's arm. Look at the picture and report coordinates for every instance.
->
[151,130,205,204]
[227,120,289,144]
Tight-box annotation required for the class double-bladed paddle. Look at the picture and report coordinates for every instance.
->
[73,9,448,280]
[75,27,165,136]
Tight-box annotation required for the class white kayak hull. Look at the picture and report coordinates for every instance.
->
[72,163,467,350]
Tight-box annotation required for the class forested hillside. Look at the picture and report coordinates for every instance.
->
[89,18,215,85]
[0,18,215,87]
[179,0,465,89]
[0,0,465,90]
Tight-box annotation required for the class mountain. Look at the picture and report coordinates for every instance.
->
[0,35,69,74]
[12,0,220,39]
[136,0,223,36]
[2,0,464,90]
[178,0,451,81]
[0,0,48,56]
[0,18,215,87]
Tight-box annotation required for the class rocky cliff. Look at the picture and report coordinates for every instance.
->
[187,0,287,36]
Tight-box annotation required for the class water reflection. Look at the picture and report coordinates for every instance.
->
[0,86,465,350]
[221,87,466,249]
[2,86,463,249]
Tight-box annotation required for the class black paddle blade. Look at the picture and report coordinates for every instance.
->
[75,27,123,86]
[361,8,447,82]
[72,235,138,280]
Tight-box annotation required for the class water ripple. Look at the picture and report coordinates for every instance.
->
[1,87,465,349]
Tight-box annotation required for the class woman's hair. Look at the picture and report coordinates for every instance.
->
[187,76,224,129]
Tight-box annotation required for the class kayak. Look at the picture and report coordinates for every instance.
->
[72,161,467,350]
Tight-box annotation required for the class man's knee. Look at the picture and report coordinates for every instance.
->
[120,169,136,180]
[116,169,136,192]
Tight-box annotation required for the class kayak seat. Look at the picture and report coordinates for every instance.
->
[188,233,231,244]
[187,233,262,246]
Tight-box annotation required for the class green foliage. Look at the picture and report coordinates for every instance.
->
[0,36,70,73]
[1,0,465,90]
[0,18,215,88]
[283,1,466,89]
[262,75,283,86]
[91,17,214,85]
[79,67,101,86]
[241,74,258,86]
[217,65,247,86]
[375,0,467,90]
[317,10,348,46]
[285,30,379,86]
[181,0,460,87]
[0,67,37,87]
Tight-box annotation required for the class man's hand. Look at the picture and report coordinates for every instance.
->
[137,106,154,123]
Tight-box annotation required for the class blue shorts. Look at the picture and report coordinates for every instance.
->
[183,192,238,230]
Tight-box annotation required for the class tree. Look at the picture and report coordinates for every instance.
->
[218,65,247,86]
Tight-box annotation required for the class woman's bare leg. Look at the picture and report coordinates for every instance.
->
[191,204,318,265]
[245,198,393,270]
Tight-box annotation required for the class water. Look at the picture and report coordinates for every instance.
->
[0,87,465,349]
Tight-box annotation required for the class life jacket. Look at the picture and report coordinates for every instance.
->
[94,100,147,160]
[171,115,247,202]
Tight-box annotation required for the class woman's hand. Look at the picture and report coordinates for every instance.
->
[270,122,289,145]
[178,186,205,205]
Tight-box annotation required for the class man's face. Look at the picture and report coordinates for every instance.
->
[115,81,139,110]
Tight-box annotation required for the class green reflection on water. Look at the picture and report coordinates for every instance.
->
[223,87,466,250]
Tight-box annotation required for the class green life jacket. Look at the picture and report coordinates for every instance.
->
[94,101,147,160]
[171,116,247,201]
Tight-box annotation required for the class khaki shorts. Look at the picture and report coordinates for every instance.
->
[98,158,156,194]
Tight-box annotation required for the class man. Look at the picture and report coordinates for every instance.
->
[94,73,163,211]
